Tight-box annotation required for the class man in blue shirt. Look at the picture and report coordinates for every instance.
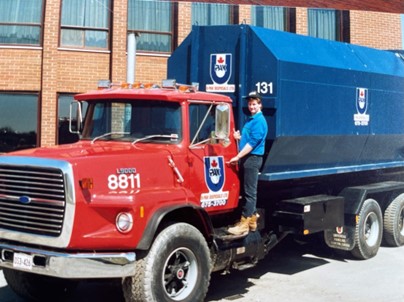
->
[228,91,268,236]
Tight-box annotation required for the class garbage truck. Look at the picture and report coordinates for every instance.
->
[0,25,403,302]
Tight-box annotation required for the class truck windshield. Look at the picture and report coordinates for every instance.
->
[81,100,182,143]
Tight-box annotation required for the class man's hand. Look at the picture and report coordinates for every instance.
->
[227,155,240,165]
[233,128,241,140]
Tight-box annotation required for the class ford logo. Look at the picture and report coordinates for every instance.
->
[19,196,32,204]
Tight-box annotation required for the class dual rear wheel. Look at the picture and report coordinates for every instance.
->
[352,196,404,260]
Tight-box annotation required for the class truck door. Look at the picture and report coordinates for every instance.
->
[187,102,240,212]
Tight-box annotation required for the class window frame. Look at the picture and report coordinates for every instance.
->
[189,101,223,147]
[127,0,177,54]
[251,6,296,32]
[81,99,182,143]
[59,0,112,50]
[308,9,350,42]
[0,0,44,46]
[191,2,237,26]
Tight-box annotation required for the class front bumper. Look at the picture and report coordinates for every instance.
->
[0,242,136,279]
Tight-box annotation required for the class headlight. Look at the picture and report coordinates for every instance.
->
[116,212,133,233]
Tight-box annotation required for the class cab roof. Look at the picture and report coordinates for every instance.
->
[74,87,233,104]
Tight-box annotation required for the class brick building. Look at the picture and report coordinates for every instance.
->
[0,0,402,151]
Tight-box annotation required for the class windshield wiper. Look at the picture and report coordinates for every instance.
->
[91,132,130,144]
[132,134,179,145]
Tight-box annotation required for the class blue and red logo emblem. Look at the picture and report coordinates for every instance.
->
[210,54,232,85]
[356,88,368,115]
[204,156,225,192]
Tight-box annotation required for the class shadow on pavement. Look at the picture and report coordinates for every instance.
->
[206,234,349,301]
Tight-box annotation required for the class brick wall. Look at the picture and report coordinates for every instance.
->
[0,49,42,91]
[239,4,252,24]
[41,0,61,146]
[350,11,402,49]
[135,56,169,85]
[178,2,192,45]
[111,0,127,84]
[0,0,402,147]
[296,7,308,35]
[57,51,110,92]
[295,8,402,49]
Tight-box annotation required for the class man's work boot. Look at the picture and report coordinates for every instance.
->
[249,213,260,232]
[227,216,250,236]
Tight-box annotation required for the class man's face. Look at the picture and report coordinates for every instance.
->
[248,99,261,115]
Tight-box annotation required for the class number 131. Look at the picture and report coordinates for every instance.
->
[255,82,273,95]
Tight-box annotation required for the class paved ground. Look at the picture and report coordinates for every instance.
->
[1,235,403,302]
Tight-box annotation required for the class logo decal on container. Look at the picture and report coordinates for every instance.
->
[206,54,235,93]
[354,87,370,126]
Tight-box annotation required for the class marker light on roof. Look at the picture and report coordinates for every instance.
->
[162,79,199,92]
[98,80,111,89]
[162,79,176,88]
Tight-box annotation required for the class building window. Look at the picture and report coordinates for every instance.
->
[308,9,349,41]
[128,0,173,53]
[0,93,38,153]
[0,0,43,46]
[61,0,110,49]
[192,3,234,26]
[251,6,292,31]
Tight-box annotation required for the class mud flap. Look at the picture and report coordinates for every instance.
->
[324,226,356,251]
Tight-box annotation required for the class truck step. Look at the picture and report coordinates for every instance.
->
[213,227,249,241]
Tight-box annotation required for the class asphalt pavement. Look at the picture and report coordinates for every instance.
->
[1,235,403,302]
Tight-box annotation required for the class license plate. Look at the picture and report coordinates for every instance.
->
[13,253,33,270]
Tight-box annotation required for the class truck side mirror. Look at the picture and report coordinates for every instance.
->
[215,103,230,139]
[69,101,83,134]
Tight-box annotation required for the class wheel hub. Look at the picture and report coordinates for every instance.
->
[364,212,379,246]
[163,248,198,301]
[176,268,185,280]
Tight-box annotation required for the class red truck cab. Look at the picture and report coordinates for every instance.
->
[71,82,241,248]
[0,81,241,301]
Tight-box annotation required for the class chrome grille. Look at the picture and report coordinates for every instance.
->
[0,165,65,237]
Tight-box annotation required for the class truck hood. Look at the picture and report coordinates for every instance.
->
[5,141,172,163]
[0,141,184,250]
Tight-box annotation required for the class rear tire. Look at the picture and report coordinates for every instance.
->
[122,223,211,302]
[3,269,78,302]
[383,194,404,247]
[351,199,383,260]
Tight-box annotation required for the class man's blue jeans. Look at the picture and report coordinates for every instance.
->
[240,155,263,217]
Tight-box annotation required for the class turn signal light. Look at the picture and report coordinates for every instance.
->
[79,178,94,190]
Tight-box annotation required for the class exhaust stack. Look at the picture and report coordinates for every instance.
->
[127,33,136,87]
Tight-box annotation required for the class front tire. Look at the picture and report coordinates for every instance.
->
[383,194,404,247]
[122,223,211,302]
[351,199,383,260]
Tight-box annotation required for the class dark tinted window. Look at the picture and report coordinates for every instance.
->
[0,93,38,152]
